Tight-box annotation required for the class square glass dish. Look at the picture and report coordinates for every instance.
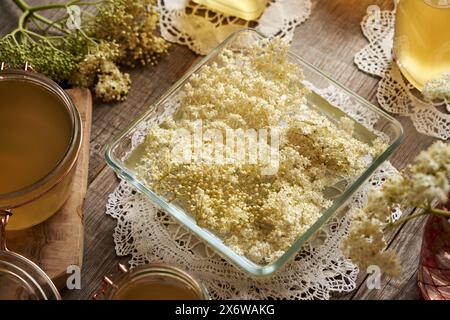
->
[105,29,403,276]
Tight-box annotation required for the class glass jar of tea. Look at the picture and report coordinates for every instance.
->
[0,66,82,230]
[394,0,450,91]
[93,263,210,300]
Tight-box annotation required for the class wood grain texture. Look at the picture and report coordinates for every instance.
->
[6,89,92,289]
[0,0,443,300]
[352,213,427,300]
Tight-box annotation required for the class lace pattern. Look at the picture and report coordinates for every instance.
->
[354,4,450,140]
[157,0,312,55]
[106,83,401,299]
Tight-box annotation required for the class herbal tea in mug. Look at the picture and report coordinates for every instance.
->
[394,0,450,90]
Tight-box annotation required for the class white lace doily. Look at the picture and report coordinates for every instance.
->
[157,0,311,55]
[354,4,450,140]
[106,84,401,300]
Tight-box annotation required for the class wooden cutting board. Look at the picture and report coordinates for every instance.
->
[6,88,92,290]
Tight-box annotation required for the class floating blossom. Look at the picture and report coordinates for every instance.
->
[422,73,450,101]
[342,141,450,277]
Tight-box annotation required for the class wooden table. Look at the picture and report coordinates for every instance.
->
[1,0,439,300]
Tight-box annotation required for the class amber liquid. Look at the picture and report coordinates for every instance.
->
[113,279,202,300]
[192,0,268,20]
[394,0,450,90]
[0,80,72,195]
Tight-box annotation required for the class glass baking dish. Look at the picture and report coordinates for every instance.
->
[105,29,403,276]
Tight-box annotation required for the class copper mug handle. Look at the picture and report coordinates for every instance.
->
[0,210,12,251]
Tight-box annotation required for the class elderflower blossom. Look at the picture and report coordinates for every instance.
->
[94,61,131,102]
[70,42,131,102]
[422,73,450,101]
[342,141,450,277]
[92,0,170,67]
[0,0,168,102]
[130,39,383,264]
[0,33,87,83]
[70,41,119,87]
[341,209,402,276]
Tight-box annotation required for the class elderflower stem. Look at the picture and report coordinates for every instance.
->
[384,206,450,230]
[17,11,29,30]
[26,0,104,12]
[12,0,100,35]
[12,0,29,11]
[428,207,450,218]
[384,211,429,230]
[31,13,68,34]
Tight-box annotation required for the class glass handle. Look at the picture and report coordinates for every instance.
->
[0,210,12,251]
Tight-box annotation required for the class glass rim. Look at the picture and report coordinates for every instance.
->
[105,28,404,276]
[0,69,82,207]
[0,250,61,300]
[104,263,210,300]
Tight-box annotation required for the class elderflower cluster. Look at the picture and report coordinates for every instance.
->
[422,73,450,101]
[0,33,87,83]
[70,42,131,102]
[131,39,383,264]
[0,0,168,102]
[92,0,170,67]
[341,141,450,277]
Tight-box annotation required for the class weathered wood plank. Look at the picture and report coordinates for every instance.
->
[6,88,91,290]
[60,167,124,299]
[1,0,439,300]
[352,214,427,300]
